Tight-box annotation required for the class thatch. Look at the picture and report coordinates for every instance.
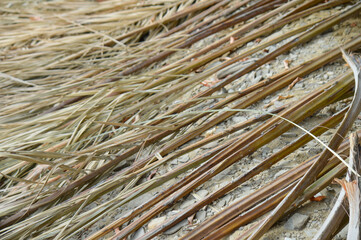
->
[1,0,361,239]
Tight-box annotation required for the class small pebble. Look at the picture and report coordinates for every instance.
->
[148,216,166,230]
[282,132,298,138]
[196,189,209,198]
[178,154,190,163]
[164,219,188,235]
[285,213,309,230]
[130,227,145,239]
[216,199,226,208]
[232,116,247,123]
[196,210,207,222]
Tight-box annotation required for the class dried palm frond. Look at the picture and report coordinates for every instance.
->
[1,0,361,239]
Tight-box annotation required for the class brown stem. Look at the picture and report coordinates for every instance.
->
[248,12,361,237]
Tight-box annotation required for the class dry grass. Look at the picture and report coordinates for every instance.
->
[0,0,361,239]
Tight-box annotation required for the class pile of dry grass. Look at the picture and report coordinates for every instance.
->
[1,0,361,239]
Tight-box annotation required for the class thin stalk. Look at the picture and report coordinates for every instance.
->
[247,41,361,239]
[45,0,222,67]
[345,133,361,239]
[206,135,361,240]
[140,107,346,240]
[117,4,357,120]
[4,3,359,233]
[210,160,348,240]
[44,0,308,114]
[110,68,354,239]
[0,58,295,228]
[313,134,356,240]
[85,107,286,239]
[160,0,349,75]
[117,0,286,77]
